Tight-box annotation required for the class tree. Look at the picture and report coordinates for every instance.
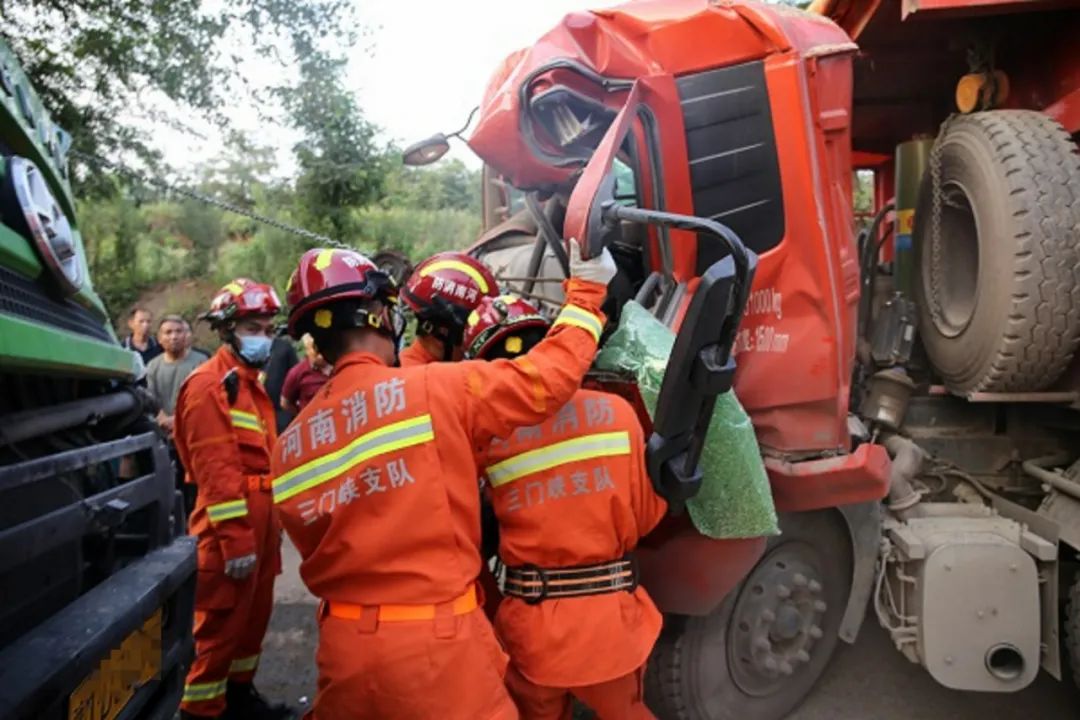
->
[2,0,357,195]
[276,49,388,241]
[383,160,482,214]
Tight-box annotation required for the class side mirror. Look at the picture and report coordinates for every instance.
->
[402,134,451,166]
[401,107,479,167]
[645,248,758,510]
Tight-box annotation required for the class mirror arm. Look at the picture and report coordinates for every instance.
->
[447,106,480,141]
[600,202,751,314]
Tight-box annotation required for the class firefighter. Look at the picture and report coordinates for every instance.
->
[463,294,667,720]
[174,278,293,720]
[399,250,500,365]
[399,250,504,616]
[270,243,615,720]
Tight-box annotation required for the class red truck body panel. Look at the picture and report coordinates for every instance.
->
[468,1,875,476]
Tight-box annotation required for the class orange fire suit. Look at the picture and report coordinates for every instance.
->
[398,337,440,367]
[270,279,607,720]
[483,388,667,720]
[398,333,503,619]
[174,346,281,717]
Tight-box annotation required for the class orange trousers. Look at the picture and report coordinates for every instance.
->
[181,491,279,717]
[505,664,655,720]
[311,606,519,720]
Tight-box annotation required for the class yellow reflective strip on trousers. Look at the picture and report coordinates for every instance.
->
[183,679,227,702]
[553,305,602,342]
[273,414,435,503]
[230,654,259,672]
[207,499,248,523]
[420,259,491,294]
[485,431,631,487]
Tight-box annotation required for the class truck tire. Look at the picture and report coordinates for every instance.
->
[645,512,851,720]
[1066,572,1080,689]
[913,110,1080,394]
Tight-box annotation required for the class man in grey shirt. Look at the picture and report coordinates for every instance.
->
[146,315,209,435]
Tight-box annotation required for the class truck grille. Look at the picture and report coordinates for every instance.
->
[0,264,112,343]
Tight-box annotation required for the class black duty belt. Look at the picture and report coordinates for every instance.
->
[502,555,638,604]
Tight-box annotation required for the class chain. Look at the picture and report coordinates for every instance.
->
[926,115,956,326]
[70,150,356,251]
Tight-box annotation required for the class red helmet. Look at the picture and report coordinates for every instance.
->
[286,248,397,338]
[463,294,550,360]
[203,278,281,327]
[402,252,498,331]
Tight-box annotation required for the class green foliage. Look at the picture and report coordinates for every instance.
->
[356,206,481,262]
[10,0,486,323]
[276,51,388,240]
[383,160,482,214]
[854,170,875,231]
[1,0,358,195]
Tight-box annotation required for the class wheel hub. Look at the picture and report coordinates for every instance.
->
[728,547,828,697]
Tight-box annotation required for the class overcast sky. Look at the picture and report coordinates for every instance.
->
[157,0,600,174]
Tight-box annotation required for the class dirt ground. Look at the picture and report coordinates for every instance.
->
[257,541,1080,719]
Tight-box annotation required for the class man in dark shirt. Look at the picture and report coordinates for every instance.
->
[122,306,163,365]
[260,334,299,433]
[280,333,331,414]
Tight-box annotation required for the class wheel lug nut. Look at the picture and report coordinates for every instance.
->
[779,660,795,676]
[777,585,792,599]
[809,626,824,639]
[795,650,811,663]
[808,579,822,593]
[793,573,808,587]
[764,657,778,672]
[754,637,771,651]
[761,609,776,623]
[813,600,827,612]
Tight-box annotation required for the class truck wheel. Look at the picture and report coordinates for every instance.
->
[913,110,1080,394]
[1066,572,1080,689]
[645,512,851,720]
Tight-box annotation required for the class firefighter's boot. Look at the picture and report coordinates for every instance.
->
[224,681,295,719]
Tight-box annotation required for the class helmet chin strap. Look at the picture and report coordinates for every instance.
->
[440,325,465,362]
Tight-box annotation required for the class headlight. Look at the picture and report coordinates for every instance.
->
[7,155,83,294]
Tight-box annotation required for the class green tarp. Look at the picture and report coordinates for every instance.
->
[595,301,779,538]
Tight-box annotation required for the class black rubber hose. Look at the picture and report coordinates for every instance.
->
[859,202,896,343]
[525,193,571,278]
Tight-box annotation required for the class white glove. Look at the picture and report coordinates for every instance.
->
[568,238,618,286]
[224,553,257,579]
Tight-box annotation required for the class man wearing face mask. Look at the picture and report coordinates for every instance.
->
[173,279,294,720]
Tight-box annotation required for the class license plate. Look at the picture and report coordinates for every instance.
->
[68,609,162,720]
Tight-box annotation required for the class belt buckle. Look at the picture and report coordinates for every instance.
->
[520,563,548,605]
[625,554,640,593]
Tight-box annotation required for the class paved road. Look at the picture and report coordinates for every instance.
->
[257,541,1079,719]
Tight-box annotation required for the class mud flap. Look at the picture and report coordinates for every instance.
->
[836,500,882,644]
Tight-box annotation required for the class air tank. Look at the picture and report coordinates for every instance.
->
[894,138,934,297]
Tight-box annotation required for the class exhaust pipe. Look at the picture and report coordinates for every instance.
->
[985,643,1025,682]
[883,434,926,513]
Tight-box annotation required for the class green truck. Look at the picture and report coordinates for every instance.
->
[0,40,196,720]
